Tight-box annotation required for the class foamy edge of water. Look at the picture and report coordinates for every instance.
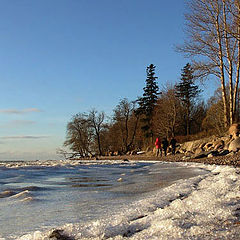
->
[1,161,240,240]
[0,159,156,169]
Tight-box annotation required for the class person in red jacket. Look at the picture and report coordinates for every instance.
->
[155,137,162,157]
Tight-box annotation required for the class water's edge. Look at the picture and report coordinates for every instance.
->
[0,160,210,239]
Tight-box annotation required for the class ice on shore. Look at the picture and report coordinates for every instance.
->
[15,162,240,240]
[0,159,144,169]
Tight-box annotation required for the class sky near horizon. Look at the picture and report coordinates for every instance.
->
[0,0,218,161]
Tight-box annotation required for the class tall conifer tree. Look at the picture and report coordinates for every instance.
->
[137,64,159,142]
[175,63,201,136]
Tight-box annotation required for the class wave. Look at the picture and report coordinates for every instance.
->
[19,196,34,202]
[10,190,30,198]
[0,159,148,169]
[0,190,15,198]
[1,189,37,202]
[16,163,240,240]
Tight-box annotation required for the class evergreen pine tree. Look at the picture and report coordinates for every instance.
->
[137,64,159,141]
[175,63,201,136]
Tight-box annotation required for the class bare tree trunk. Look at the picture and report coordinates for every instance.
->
[170,97,177,137]
[89,110,105,156]
[223,1,234,125]
[233,2,240,123]
[214,1,228,128]
[96,132,102,156]
[127,115,139,152]
[186,105,190,136]
[233,40,240,123]
[124,113,129,152]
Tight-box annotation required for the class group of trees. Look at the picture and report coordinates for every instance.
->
[179,0,240,127]
[64,63,205,157]
[63,0,240,157]
[153,63,204,139]
[64,110,106,157]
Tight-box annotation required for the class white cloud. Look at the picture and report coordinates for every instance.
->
[0,108,42,114]
[1,135,49,140]
[9,120,36,126]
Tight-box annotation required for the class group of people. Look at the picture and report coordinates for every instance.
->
[154,136,177,157]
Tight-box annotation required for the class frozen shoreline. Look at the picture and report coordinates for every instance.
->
[0,159,156,169]
[6,161,238,240]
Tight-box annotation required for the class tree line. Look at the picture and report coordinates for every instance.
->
[178,0,240,128]
[63,0,240,157]
[64,63,223,157]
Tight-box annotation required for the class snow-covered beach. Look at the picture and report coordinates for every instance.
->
[0,160,240,239]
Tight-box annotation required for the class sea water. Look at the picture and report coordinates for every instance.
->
[0,160,208,239]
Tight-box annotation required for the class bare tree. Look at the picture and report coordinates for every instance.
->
[202,88,225,135]
[153,86,182,138]
[88,109,105,156]
[64,113,93,157]
[113,98,139,153]
[178,0,240,127]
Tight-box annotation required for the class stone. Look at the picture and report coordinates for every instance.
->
[179,136,217,153]
[130,150,137,155]
[218,149,229,156]
[228,137,240,152]
[213,140,224,150]
[182,156,191,161]
[227,151,235,156]
[205,142,213,151]
[224,140,232,150]
[194,151,208,159]
[49,229,73,240]
[220,136,231,143]
[229,123,240,139]
[207,150,219,158]
[195,147,203,155]
[207,153,214,158]
[137,151,145,155]
[179,149,185,154]
[199,142,206,149]
[113,151,122,156]
[180,139,204,152]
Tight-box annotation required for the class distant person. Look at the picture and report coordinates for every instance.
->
[162,138,169,156]
[170,137,177,155]
[155,137,162,157]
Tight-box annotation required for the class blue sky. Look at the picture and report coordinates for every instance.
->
[0,0,218,160]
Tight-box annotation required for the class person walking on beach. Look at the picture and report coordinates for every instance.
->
[170,137,177,155]
[155,137,162,157]
[162,138,169,156]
